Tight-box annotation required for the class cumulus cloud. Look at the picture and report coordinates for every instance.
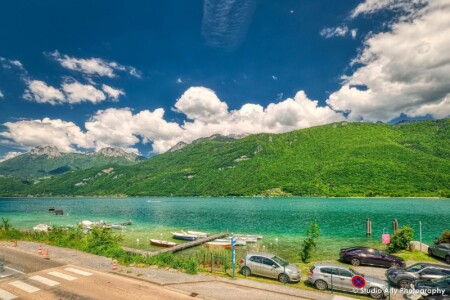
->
[1,118,90,152]
[62,82,106,104]
[0,151,23,163]
[202,0,257,50]
[23,80,65,105]
[0,90,3,98]
[49,51,141,78]
[327,0,450,121]
[176,78,183,84]
[2,86,344,154]
[351,0,426,19]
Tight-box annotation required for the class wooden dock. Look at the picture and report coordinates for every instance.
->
[122,232,229,257]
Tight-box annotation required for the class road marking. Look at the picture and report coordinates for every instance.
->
[29,275,59,287]
[9,281,40,293]
[64,268,93,276]
[48,271,77,281]
[0,288,17,300]
[4,267,25,275]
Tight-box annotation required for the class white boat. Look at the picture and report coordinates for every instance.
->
[33,224,51,232]
[80,220,93,228]
[235,234,262,240]
[111,224,126,230]
[205,241,232,249]
[215,238,246,246]
[186,230,209,237]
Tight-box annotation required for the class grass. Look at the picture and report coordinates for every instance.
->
[396,250,441,262]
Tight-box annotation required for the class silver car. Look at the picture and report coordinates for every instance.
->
[307,263,388,299]
[428,243,450,264]
[239,253,301,283]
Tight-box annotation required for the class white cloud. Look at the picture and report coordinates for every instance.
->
[174,87,229,123]
[102,84,124,101]
[351,0,425,19]
[176,78,183,84]
[0,90,3,98]
[49,51,141,78]
[272,75,278,80]
[1,118,90,152]
[327,0,450,121]
[62,82,106,104]
[320,26,349,38]
[23,80,65,105]
[0,151,23,163]
[2,86,344,154]
[351,29,358,39]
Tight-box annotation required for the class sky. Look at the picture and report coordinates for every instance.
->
[1,0,449,159]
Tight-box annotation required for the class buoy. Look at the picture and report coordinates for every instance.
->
[38,245,43,255]
[112,259,118,271]
[44,249,49,259]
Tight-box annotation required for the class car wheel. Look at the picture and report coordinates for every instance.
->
[314,279,328,290]
[351,257,361,266]
[241,267,251,276]
[399,279,413,289]
[428,248,433,256]
[446,256,450,264]
[369,287,384,299]
[278,273,289,283]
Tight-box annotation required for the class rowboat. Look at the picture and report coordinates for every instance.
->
[186,230,209,237]
[235,234,262,240]
[204,241,232,249]
[150,239,177,247]
[172,232,197,241]
[215,238,247,246]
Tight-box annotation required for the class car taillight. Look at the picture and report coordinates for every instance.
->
[239,259,244,264]
[309,269,314,275]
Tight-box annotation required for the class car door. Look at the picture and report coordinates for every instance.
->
[336,269,356,291]
[260,257,280,279]
[320,268,343,291]
[366,250,387,267]
[436,244,450,258]
[419,268,444,281]
[248,256,263,276]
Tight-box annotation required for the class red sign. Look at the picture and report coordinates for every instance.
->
[351,275,366,289]
[382,233,390,244]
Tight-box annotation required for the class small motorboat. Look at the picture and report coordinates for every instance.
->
[48,207,55,212]
[150,239,177,247]
[33,224,51,232]
[204,241,232,249]
[186,230,209,238]
[54,209,64,215]
[172,232,197,241]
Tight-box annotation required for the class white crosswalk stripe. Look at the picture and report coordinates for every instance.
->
[9,281,40,293]
[48,271,77,281]
[29,275,59,287]
[64,268,93,276]
[0,288,17,300]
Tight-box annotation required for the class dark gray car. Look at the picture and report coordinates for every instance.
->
[428,244,450,264]
[386,263,450,289]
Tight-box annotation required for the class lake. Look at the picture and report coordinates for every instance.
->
[0,197,448,260]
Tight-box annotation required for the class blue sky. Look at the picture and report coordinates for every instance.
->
[1,0,449,158]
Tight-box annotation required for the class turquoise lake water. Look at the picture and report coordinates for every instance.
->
[0,197,448,260]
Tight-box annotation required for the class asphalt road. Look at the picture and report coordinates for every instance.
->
[0,247,194,300]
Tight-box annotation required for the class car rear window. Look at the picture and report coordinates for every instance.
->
[249,256,262,263]
[320,268,339,275]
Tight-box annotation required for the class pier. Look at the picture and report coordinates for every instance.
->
[122,232,229,257]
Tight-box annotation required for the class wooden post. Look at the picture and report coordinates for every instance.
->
[366,218,372,236]
[211,254,214,274]
[392,219,399,233]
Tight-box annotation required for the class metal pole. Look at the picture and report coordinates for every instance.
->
[331,273,333,293]
[231,235,236,279]
[388,278,390,300]
[420,221,422,252]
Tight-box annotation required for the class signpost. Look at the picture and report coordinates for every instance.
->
[351,275,366,289]
[231,235,236,279]
[419,221,422,252]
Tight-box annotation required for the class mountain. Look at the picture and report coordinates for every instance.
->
[0,146,145,178]
[1,119,450,197]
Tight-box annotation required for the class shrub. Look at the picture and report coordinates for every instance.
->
[300,220,321,263]
[388,226,414,253]
[435,231,450,244]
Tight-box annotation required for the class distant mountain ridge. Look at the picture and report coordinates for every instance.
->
[0,146,144,178]
[1,119,449,198]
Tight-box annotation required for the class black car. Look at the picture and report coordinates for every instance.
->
[386,263,450,288]
[339,246,405,268]
[412,276,450,298]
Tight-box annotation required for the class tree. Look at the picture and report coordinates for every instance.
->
[300,220,321,263]
[388,226,414,253]
[0,217,12,231]
[435,231,450,244]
